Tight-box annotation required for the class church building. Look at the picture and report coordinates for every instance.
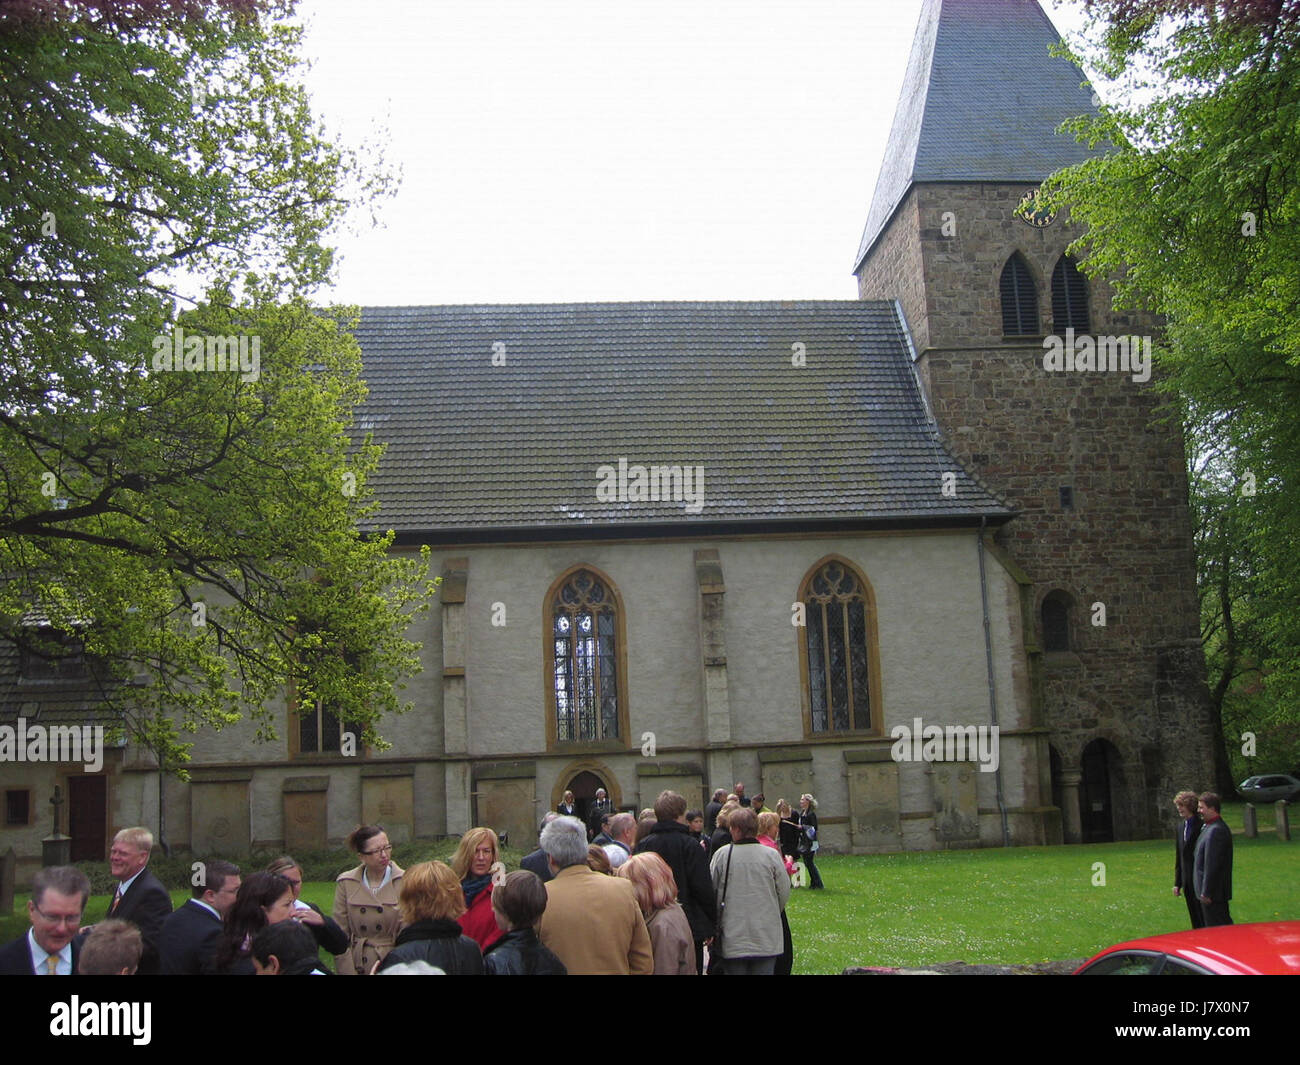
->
[1,0,1213,865]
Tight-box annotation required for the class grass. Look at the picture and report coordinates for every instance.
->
[4,811,1294,975]
[784,830,1298,974]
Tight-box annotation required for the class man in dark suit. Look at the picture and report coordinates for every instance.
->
[158,858,241,975]
[90,826,173,974]
[1193,792,1233,927]
[587,789,613,841]
[1172,790,1204,928]
[0,866,92,975]
[635,789,716,975]
[520,813,559,882]
[703,789,726,834]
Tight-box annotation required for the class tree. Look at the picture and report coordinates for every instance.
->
[1041,0,1300,779]
[0,1,432,773]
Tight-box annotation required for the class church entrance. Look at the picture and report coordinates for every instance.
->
[564,769,609,834]
[1079,739,1120,843]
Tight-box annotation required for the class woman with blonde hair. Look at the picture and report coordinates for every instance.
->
[452,826,506,951]
[375,861,483,974]
[797,794,824,889]
[334,825,404,975]
[618,852,695,974]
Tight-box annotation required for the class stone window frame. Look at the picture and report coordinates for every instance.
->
[1040,588,1075,654]
[1051,255,1091,333]
[796,554,883,740]
[999,251,1042,337]
[543,564,631,754]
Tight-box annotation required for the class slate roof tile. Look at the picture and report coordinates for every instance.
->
[352,300,1013,535]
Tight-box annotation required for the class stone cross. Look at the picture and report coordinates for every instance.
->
[49,785,64,837]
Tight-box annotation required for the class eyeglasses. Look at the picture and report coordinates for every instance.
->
[33,906,82,926]
[362,844,393,856]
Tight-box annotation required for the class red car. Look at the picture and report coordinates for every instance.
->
[1075,921,1300,975]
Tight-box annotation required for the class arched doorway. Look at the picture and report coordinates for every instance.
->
[1080,738,1124,843]
[565,769,607,828]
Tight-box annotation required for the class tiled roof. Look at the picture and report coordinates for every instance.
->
[0,639,116,722]
[352,301,1012,536]
[854,0,1101,269]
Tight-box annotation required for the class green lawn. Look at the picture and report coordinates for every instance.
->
[783,831,1298,974]
[5,818,1294,975]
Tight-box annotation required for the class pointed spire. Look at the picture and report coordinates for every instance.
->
[854,0,1099,271]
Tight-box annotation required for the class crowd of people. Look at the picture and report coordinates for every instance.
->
[0,784,824,976]
[4,785,1243,976]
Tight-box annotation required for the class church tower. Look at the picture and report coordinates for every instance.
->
[855,0,1214,842]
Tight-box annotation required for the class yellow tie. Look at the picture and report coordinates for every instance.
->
[46,953,59,975]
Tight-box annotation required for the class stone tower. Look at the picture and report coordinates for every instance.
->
[855,0,1214,842]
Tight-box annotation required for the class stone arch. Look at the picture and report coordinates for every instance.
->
[1038,587,1077,653]
[1051,254,1091,333]
[1079,736,1129,843]
[999,250,1041,336]
[552,759,623,827]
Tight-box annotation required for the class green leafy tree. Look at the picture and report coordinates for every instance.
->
[0,1,432,773]
[1042,0,1300,781]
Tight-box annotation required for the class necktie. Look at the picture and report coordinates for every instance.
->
[46,953,59,975]
[110,886,122,914]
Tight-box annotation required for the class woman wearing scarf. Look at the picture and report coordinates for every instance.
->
[453,826,506,952]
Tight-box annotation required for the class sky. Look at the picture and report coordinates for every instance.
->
[295,0,1090,307]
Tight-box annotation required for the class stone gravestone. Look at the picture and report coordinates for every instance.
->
[1276,800,1291,842]
[1242,804,1257,839]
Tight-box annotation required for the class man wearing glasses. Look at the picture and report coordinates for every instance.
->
[0,865,92,975]
[158,859,242,974]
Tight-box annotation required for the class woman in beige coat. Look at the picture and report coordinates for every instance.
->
[333,824,404,975]
[617,851,696,974]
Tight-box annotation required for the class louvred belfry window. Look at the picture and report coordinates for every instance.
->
[553,569,619,742]
[1000,252,1039,335]
[802,559,878,734]
[1052,255,1090,332]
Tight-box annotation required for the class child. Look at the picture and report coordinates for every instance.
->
[686,810,706,848]
[482,871,567,975]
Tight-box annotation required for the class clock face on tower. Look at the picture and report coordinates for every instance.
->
[1016,188,1057,228]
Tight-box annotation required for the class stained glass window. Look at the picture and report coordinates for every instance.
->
[804,561,874,733]
[553,570,619,742]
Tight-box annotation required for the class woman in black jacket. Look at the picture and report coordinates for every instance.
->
[375,861,484,975]
[797,794,824,890]
[265,855,349,956]
[482,871,566,975]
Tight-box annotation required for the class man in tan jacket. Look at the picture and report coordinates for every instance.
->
[537,815,653,975]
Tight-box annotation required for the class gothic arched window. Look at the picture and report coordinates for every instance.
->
[799,558,880,735]
[1000,252,1039,336]
[1051,255,1090,332]
[547,567,628,748]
